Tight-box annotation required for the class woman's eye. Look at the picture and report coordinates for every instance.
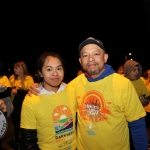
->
[47,68,51,71]
[58,67,63,70]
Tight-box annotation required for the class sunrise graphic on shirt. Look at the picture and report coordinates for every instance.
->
[53,105,73,134]
[79,90,111,122]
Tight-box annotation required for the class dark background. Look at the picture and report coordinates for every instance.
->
[1,1,150,82]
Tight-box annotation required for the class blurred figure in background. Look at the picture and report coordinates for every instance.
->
[0,61,13,149]
[0,61,13,118]
[77,69,83,76]
[9,61,34,150]
[116,65,124,75]
[124,60,150,149]
[141,69,150,94]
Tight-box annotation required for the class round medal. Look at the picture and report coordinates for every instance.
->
[0,110,7,139]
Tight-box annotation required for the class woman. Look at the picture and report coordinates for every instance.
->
[142,69,150,94]
[9,61,34,150]
[20,51,77,150]
[124,60,150,148]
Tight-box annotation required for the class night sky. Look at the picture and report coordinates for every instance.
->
[1,1,150,81]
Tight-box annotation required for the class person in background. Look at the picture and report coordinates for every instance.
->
[20,51,77,150]
[0,61,13,149]
[77,69,83,76]
[28,37,148,150]
[116,65,124,75]
[124,60,150,149]
[0,99,7,149]
[141,69,150,94]
[0,61,13,118]
[9,61,34,150]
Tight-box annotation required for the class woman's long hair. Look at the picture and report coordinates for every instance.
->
[14,61,29,80]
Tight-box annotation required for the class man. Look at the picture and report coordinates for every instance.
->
[28,37,148,150]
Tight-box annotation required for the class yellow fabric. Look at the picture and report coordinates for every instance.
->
[132,77,150,112]
[21,85,77,150]
[0,75,11,87]
[68,73,146,150]
[141,77,150,94]
[9,74,34,90]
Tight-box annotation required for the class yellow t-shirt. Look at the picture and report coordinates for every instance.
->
[141,77,150,94]
[68,73,146,150]
[132,77,150,112]
[21,85,77,150]
[9,74,34,90]
[0,75,11,87]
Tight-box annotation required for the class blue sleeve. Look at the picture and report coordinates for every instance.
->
[128,117,148,150]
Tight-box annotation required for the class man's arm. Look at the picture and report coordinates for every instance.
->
[139,95,150,107]
[128,117,148,150]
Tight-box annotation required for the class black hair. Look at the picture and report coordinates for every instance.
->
[36,51,66,82]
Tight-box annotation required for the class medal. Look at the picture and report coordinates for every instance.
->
[0,110,7,139]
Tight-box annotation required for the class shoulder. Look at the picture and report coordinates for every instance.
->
[25,76,34,82]
[9,74,15,79]
[111,73,131,84]
[68,73,85,87]
[23,94,40,105]
[25,75,33,79]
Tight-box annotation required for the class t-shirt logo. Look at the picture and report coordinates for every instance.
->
[79,90,111,122]
[53,105,74,143]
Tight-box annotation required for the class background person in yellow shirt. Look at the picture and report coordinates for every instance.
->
[9,61,34,150]
[124,60,150,148]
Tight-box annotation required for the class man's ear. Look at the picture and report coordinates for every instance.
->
[79,58,82,66]
[104,54,108,63]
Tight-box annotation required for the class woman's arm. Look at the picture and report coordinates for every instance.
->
[21,128,40,150]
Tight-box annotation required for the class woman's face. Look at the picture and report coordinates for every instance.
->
[39,56,64,92]
[14,65,23,76]
[126,66,140,81]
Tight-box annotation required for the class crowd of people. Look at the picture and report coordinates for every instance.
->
[0,37,150,150]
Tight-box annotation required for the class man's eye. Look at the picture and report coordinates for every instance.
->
[83,55,87,57]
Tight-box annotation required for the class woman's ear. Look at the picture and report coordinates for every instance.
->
[38,71,43,77]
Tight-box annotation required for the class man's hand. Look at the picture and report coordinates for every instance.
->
[140,99,149,107]
[0,100,6,112]
[28,83,40,97]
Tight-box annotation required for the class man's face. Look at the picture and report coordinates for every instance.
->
[126,66,140,81]
[79,44,108,79]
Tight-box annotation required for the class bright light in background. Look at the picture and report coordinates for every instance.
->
[125,52,133,62]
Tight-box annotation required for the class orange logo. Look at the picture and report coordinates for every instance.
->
[79,90,111,122]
